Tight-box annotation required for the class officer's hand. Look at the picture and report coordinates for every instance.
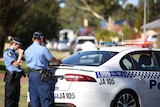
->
[18,48,24,56]
[19,60,23,65]
[58,60,62,65]
[54,60,62,65]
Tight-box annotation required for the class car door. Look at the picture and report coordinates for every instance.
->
[129,51,160,107]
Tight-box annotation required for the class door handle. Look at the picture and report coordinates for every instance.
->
[133,76,142,80]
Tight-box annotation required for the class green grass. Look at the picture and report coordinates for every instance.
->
[0,61,5,73]
[0,80,5,106]
[0,50,69,107]
[0,80,28,107]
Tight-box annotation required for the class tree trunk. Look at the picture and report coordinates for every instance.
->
[0,34,5,58]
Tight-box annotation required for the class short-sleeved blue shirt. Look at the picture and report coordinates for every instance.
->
[3,47,22,72]
[24,42,53,70]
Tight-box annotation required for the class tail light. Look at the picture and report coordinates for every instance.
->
[64,74,96,82]
[66,103,76,107]
[55,103,76,107]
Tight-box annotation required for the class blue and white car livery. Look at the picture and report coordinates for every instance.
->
[54,44,160,107]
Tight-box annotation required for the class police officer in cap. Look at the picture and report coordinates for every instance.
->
[24,31,61,107]
[3,37,25,107]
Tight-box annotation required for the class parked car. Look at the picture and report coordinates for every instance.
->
[28,41,160,107]
[45,40,54,49]
[147,33,160,48]
[69,36,98,54]
[56,40,70,51]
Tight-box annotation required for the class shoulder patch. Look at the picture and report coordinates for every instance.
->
[7,52,12,57]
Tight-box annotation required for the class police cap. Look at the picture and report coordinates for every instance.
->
[33,31,44,39]
[12,37,22,45]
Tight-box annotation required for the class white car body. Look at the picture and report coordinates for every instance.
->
[73,36,98,53]
[54,46,160,107]
[147,34,160,48]
[56,40,70,51]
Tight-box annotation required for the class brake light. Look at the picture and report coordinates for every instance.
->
[64,74,96,82]
[66,103,76,107]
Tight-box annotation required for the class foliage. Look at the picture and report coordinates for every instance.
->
[122,26,141,40]
[0,0,160,57]
[95,25,140,43]
[147,0,160,21]
[59,0,124,30]
[14,0,62,49]
[0,0,26,57]
[59,0,82,30]
[114,4,138,28]
[92,0,121,17]
[95,29,119,42]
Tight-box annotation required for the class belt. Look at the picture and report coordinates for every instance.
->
[6,70,21,74]
[28,68,43,74]
[29,68,42,71]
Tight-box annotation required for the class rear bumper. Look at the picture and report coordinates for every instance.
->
[55,103,76,107]
[28,102,76,107]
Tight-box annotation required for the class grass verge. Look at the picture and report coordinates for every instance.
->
[0,80,28,107]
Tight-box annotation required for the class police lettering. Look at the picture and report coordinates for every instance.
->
[95,71,110,78]
[99,78,115,85]
[150,80,160,89]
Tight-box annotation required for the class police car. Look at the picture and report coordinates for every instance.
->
[53,41,160,107]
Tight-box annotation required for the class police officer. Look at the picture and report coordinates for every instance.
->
[24,31,61,107]
[3,37,25,107]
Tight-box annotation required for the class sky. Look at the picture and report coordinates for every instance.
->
[126,0,139,6]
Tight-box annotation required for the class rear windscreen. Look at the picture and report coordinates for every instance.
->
[62,51,118,66]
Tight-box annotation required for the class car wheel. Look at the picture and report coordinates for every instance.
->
[111,90,140,107]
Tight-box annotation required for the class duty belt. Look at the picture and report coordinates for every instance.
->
[28,68,43,74]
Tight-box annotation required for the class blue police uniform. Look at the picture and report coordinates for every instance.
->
[25,37,54,107]
[3,48,22,72]
[3,40,23,107]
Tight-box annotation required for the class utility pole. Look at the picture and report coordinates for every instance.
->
[143,0,147,40]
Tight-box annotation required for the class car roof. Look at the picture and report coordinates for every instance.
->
[76,36,96,39]
[92,46,160,53]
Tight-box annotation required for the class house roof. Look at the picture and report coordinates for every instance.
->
[114,19,126,25]
[141,19,160,29]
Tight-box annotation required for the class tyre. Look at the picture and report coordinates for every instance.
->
[111,90,140,107]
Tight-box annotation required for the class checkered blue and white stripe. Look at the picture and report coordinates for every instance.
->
[95,71,160,79]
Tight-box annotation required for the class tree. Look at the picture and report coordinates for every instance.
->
[148,0,160,21]
[14,0,62,49]
[59,0,126,31]
[0,0,26,57]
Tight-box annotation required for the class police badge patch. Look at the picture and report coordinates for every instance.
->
[7,52,12,57]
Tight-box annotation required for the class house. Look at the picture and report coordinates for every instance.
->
[141,19,160,48]
[141,19,160,36]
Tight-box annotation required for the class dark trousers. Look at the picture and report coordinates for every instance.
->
[28,71,55,107]
[4,75,20,107]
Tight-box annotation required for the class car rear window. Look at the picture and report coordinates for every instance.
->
[62,51,118,66]
[78,39,96,44]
